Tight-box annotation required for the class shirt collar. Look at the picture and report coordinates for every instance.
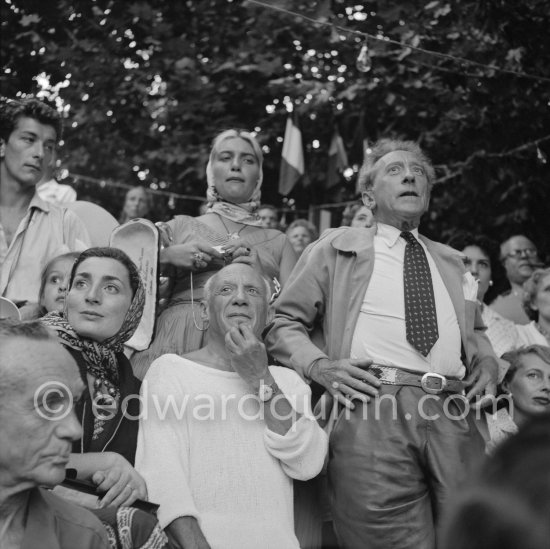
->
[28,191,51,213]
[21,488,61,549]
[376,222,419,248]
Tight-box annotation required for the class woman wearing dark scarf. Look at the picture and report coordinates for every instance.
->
[131,129,298,379]
[41,246,148,510]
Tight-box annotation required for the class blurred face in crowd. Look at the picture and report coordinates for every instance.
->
[0,116,57,188]
[66,257,133,342]
[501,236,539,285]
[504,353,550,424]
[287,225,312,256]
[123,187,150,220]
[350,206,373,228]
[363,150,430,229]
[212,137,260,204]
[462,245,492,302]
[258,207,278,229]
[530,272,550,323]
[40,256,76,314]
[0,338,84,490]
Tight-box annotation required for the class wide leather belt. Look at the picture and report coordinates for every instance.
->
[367,365,464,395]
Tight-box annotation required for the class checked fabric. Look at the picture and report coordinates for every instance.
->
[401,231,439,356]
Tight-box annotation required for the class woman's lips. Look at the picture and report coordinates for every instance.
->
[80,310,103,319]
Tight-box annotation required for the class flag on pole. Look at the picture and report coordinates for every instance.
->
[326,129,348,188]
[279,115,304,196]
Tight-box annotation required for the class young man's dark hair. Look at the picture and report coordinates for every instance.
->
[0,95,63,142]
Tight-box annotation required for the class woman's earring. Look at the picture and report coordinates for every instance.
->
[489,280,493,286]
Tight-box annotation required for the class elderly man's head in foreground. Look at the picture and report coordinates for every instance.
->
[0,320,84,492]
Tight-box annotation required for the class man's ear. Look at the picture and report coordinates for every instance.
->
[0,139,5,158]
[362,190,375,211]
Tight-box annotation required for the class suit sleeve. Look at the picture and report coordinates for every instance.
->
[264,240,332,379]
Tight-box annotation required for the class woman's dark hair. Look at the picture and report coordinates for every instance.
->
[69,247,141,298]
[447,231,504,304]
[440,413,550,549]
[0,95,63,142]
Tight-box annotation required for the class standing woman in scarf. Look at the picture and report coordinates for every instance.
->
[131,129,297,379]
[41,246,148,509]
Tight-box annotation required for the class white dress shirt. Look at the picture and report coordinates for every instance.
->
[350,223,465,378]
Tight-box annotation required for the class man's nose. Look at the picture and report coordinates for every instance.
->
[402,166,415,183]
[58,409,83,441]
[233,286,248,303]
[32,140,45,159]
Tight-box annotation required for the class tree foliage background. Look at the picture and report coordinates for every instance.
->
[1,0,549,262]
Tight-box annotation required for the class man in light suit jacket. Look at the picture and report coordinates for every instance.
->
[264,138,499,549]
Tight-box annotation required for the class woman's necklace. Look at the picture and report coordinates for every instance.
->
[218,215,246,240]
[535,322,550,342]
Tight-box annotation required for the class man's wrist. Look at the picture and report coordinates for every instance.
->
[306,357,328,383]
[247,371,274,393]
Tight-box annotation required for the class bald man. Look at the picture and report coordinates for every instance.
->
[0,320,109,549]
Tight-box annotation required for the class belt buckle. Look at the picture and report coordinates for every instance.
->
[421,373,447,395]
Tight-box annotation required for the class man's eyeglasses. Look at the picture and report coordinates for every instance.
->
[503,248,538,260]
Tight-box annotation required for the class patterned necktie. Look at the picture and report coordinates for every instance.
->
[401,231,439,356]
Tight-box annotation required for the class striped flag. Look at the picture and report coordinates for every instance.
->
[326,129,348,188]
[279,116,304,196]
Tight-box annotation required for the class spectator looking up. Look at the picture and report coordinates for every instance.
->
[41,247,148,510]
[265,138,499,549]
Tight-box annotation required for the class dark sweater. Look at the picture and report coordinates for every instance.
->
[66,346,141,465]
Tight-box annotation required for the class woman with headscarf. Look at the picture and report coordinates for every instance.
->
[131,129,297,379]
[41,246,148,509]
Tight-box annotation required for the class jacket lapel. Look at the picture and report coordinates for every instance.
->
[421,236,467,344]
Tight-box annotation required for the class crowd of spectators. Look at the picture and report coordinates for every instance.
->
[1,96,549,549]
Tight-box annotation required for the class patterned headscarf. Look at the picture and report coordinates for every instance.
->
[205,129,264,226]
[41,249,145,388]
